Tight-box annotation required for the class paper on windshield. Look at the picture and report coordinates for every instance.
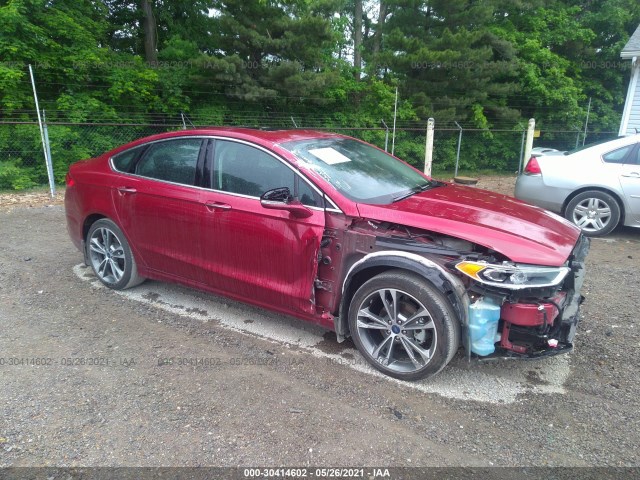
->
[308,147,351,165]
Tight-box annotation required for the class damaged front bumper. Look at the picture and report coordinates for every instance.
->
[469,234,590,360]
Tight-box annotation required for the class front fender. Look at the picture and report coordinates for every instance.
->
[337,251,470,354]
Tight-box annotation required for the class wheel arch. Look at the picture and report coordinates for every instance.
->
[82,213,107,242]
[81,213,108,265]
[561,186,626,223]
[81,214,142,270]
[336,251,469,350]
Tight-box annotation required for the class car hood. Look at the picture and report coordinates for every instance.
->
[356,183,580,266]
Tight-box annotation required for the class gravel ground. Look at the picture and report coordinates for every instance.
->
[1,179,639,468]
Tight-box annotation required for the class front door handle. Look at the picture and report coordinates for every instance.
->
[205,202,232,211]
[117,187,137,194]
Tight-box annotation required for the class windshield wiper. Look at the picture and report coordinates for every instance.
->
[392,183,433,203]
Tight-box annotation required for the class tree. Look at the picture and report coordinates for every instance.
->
[354,0,363,79]
[377,0,520,126]
[141,0,157,63]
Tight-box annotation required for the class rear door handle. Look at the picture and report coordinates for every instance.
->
[205,202,232,211]
[117,187,137,194]
[621,172,640,178]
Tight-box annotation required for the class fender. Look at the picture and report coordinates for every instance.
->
[337,251,471,355]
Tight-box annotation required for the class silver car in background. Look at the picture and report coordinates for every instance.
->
[515,134,640,236]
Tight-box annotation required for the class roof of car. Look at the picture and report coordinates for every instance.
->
[168,127,342,145]
[106,127,349,159]
[567,133,640,156]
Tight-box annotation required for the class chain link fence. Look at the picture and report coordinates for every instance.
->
[0,122,176,189]
[0,119,620,190]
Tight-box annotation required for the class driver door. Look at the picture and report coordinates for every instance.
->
[200,139,326,317]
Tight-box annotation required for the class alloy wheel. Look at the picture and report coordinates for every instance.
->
[356,288,437,374]
[88,227,126,284]
[571,197,612,233]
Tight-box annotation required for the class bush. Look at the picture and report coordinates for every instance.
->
[0,162,37,190]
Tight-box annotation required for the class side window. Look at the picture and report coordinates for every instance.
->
[212,140,325,207]
[603,145,634,164]
[213,141,295,197]
[297,177,324,207]
[112,145,144,172]
[632,145,640,165]
[135,138,202,185]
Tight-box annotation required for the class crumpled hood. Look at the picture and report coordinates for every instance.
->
[356,183,580,266]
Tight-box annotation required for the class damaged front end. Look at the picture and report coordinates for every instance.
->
[452,234,590,360]
[325,213,589,363]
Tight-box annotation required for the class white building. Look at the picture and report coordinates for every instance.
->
[620,24,640,136]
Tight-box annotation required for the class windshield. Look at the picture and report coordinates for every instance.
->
[281,137,434,204]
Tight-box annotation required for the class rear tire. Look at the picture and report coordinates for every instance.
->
[86,219,144,290]
[565,190,620,236]
[348,270,460,381]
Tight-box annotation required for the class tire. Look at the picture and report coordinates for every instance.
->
[348,269,460,381]
[565,190,620,237]
[86,218,144,290]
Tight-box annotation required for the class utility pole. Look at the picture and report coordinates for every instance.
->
[582,97,592,146]
[391,87,398,155]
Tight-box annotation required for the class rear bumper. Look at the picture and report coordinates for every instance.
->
[514,174,568,214]
[64,187,83,252]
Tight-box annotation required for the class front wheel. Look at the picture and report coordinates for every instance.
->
[86,218,144,290]
[348,270,460,381]
[565,190,620,236]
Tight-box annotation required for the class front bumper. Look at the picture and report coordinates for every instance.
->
[473,235,590,359]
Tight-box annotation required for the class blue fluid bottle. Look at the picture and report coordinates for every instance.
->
[468,296,501,356]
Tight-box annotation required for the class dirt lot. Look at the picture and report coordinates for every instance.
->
[1,178,639,468]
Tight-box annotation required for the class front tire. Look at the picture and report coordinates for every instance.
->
[565,190,620,236]
[86,218,144,290]
[348,270,460,381]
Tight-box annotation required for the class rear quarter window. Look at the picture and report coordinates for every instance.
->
[602,145,634,164]
[111,146,145,172]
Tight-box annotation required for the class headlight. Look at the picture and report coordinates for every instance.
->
[455,261,569,289]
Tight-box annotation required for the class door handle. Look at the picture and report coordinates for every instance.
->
[621,172,640,178]
[205,202,232,211]
[117,187,137,194]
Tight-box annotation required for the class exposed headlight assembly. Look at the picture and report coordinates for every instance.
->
[455,261,569,289]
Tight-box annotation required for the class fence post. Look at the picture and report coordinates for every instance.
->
[28,64,55,198]
[454,121,463,177]
[518,129,526,174]
[424,118,435,176]
[523,118,535,169]
[42,111,55,197]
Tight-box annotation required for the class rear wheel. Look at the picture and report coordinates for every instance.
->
[565,190,620,236]
[86,219,144,290]
[348,270,460,381]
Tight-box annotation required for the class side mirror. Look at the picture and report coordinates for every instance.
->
[260,187,313,219]
[261,187,293,203]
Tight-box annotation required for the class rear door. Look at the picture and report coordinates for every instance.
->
[112,137,210,283]
[200,139,326,316]
[619,143,640,225]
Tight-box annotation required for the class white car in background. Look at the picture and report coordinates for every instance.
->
[515,135,640,236]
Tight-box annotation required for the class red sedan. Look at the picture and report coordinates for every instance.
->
[65,128,589,380]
